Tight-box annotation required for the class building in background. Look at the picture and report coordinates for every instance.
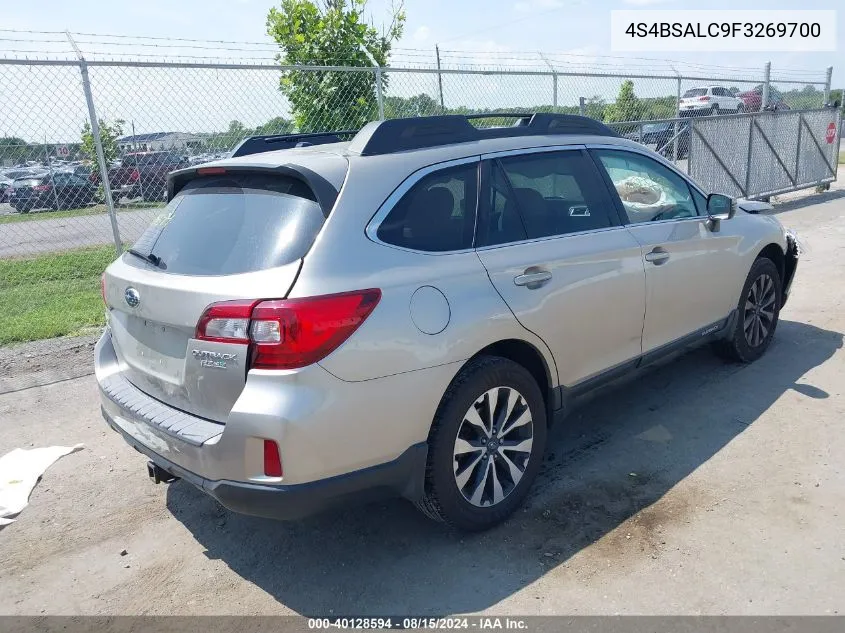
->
[117,132,202,153]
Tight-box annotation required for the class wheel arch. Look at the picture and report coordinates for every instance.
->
[757,242,785,282]
[463,338,557,424]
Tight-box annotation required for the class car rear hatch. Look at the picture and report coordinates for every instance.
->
[102,166,344,423]
[680,89,708,109]
[11,176,47,199]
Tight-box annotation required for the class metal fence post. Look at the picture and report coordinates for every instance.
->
[674,75,681,161]
[579,96,586,117]
[66,31,121,255]
[359,44,385,121]
[538,52,557,109]
[43,136,62,210]
[824,66,833,104]
[374,66,385,120]
[436,45,445,113]
[762,61,771,110]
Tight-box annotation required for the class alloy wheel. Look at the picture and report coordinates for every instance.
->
[453,387,534,508]
[743,273,776,347]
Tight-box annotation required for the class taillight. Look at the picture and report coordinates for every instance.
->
[33,184,51,192]
[130,169,140,182]
[195,299,256,344]
[194,289,381,369]
[263,440,283,477]
[699,96,711,102]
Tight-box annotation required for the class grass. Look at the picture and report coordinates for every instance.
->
[0,245,116,345]
[0,201,163,225]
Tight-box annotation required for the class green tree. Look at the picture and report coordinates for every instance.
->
[384,93,440,119]
[266,0,405,132]
[80,119,125,162]
[255,116,295,135]
[0,137,33,164]
[603,80,641,123]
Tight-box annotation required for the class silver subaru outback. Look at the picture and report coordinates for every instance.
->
[96,113,799,531]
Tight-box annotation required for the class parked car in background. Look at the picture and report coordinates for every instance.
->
[624,121,691,160]
[0,176,12,203]
[9,172,97,212]
[98,113,799,531]
[95,151,189,202]
[679,86,744,116]
[736,86,791,112]
[1,168,43,181]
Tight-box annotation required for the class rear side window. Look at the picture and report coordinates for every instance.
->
[376,163,478,252]
[129,172,324,276]
[479,151,615,244]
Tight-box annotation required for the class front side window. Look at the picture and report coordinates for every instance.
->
[376,162,478,252]
[593,149,701,223]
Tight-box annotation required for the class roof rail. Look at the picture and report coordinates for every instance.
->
[348,113,620,156]
[230,130,357,158]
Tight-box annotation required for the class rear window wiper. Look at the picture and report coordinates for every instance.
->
[126,248,164,268]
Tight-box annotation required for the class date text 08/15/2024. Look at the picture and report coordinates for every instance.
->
[307,617,529,630]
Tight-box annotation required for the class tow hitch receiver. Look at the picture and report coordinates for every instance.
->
[147,461,179,484]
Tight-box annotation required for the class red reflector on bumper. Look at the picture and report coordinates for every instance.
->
[263,440,283,477]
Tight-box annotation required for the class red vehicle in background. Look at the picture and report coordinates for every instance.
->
[91,151,189,202]
[736,86,791,112]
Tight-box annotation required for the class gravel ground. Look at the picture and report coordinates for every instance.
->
[0,185,844,616]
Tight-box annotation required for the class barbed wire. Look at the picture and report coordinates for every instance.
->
[0,28,831,84]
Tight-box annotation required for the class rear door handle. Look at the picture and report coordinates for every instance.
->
[514,270,552,288]
[644,248,670,265]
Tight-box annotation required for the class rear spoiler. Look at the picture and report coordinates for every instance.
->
[230,130,357,158]
[166,164,341,218]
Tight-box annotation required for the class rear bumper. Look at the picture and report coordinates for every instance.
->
[94,330,454,519]
[101,405,426,520]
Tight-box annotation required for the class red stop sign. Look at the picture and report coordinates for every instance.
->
[826,122,836,144]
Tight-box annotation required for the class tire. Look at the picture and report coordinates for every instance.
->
[416,356,547,531]
[711,104,720,116]
[713,257,781,363]
[737,103,745,113]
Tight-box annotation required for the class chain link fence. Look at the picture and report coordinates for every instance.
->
[0,37,836,390]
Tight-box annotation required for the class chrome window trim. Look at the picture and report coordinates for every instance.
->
[365,155,481,256]
[480,143,586,160]
[473,224,633,253]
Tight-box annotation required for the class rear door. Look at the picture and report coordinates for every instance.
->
[103,171,329,422]
[474,147,646,388]
[591,147,741,354]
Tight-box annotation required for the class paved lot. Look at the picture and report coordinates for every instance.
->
[0,204,155,257]
[0,188,844,615]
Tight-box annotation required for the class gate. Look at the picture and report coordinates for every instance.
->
[688,108,841,200]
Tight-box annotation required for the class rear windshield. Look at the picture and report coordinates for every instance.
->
[683,88,707,97]
[129,172,324,276]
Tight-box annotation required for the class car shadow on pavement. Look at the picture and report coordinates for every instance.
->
[767,188,845,215]
[167,319,842,616]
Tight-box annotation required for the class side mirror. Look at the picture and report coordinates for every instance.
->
[706,193,736,220]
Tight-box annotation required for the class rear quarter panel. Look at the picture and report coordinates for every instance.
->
[289,156,559,385]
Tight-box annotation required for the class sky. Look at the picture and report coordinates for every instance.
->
[0,0,841,143]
